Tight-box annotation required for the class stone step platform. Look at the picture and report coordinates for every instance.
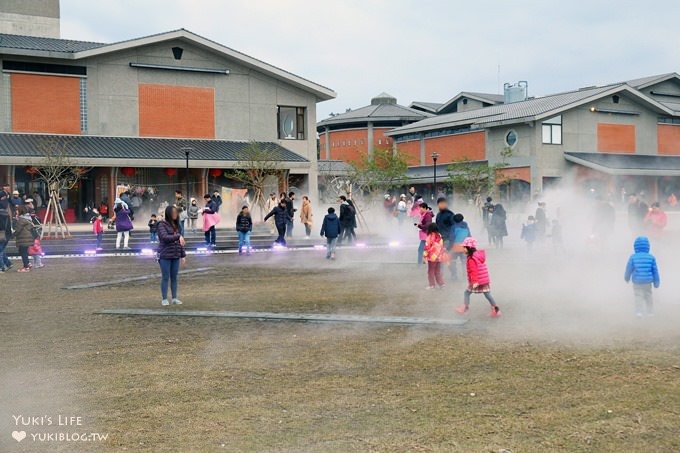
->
[97,308,468,327]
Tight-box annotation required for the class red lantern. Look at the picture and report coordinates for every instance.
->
[25,166,39,175]
[209,168,223,178]
[164,168,178,177]
[120,167,135,177]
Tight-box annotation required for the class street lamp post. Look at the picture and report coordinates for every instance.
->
[431,152,440,200]
[182,147,193,200]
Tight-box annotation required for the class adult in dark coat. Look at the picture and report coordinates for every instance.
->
[593,197,616,247]
[264,200,292,246]
[489,203,508,249]
[435,197,455,244]
[157,205,186,306]
[0,184,12,271]
[535,202,547,240]
[627,193,648,235]
[320,207,341,259]
[338,196,356,245]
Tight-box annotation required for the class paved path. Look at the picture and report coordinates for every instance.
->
[97,308,468,327]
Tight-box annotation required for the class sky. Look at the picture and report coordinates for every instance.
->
[60,0,680,120]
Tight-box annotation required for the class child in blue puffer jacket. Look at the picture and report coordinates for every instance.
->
[624,236,660,317]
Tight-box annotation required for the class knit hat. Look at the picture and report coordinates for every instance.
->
[461,237,478,249]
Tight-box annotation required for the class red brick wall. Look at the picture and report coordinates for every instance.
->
[327,129,369,163]
[498,166,531,183]
[139,84,215,138]
[424,131,486,164]
[11,73,81,134]
[396,140,421,165]
[597,123,635,153]
[373,128,393,148]
[658,124,680,155]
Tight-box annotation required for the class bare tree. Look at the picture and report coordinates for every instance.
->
[228,142,286,221]
[447,147,513,210]
[29,138,90,239]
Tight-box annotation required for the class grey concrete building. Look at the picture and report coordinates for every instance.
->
[0,0,60,38]
[0,24,335,220]
[387,74,680,203]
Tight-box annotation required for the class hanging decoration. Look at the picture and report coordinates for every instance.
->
[209,168,223,178]
[120,167,135,177]
[25,166,39,175]
[164,168,178,177]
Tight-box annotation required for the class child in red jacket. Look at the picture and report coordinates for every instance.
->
[93,213,104,250]
[456,237,501,317]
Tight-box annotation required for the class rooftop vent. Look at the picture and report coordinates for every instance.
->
[371,92,397,105]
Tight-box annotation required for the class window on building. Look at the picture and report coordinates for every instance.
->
[462,98,468,105]
[378,139,382,145]
[360,139,365,145]
[505,130,518,148]
[278,106,306,140]
[612,95,620,104]
[541,115,562,144]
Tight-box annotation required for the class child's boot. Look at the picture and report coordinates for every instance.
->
[455,304,469,314]
[489,306,502,318]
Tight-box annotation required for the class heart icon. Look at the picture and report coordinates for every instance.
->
[12,431,26,442]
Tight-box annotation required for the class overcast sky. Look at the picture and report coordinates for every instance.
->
[61,0,680,120]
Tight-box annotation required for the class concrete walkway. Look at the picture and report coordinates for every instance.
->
[97,308,468,327]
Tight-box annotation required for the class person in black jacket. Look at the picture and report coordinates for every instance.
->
[282,192,296,238]
[320,207,341,260]
[338,196,356,245]
[264,199,291,246]
[435,197,456,278]
[156,205,186,306]
[236,205,253,255]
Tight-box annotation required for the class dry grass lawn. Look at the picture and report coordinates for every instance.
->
[1,246,679,452]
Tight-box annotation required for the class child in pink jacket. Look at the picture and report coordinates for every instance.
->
[456,237,502,317]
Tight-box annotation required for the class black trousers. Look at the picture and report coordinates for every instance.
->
[275,224,287,245]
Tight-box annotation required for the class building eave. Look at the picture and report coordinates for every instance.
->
[71,29,336,101]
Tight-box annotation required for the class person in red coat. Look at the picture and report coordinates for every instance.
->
[456,237,502,317]
[644,202,667,240]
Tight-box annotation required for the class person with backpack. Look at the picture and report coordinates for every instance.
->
[451,213,472,280]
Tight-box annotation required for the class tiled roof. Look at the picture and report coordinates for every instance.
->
[459,92,505,104]
[0,33,106,53]
[389,85,627,135]
[317,102,433,128]
[624,73,677,89]
[0,134,308,162]
[409,101,443,112]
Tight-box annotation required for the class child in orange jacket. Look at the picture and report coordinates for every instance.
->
[423,223,446,290]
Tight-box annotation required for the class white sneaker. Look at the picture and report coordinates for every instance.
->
[172,299,183,305]
[161,299,170,306]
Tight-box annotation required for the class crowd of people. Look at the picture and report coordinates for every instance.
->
[1,180,674,317]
